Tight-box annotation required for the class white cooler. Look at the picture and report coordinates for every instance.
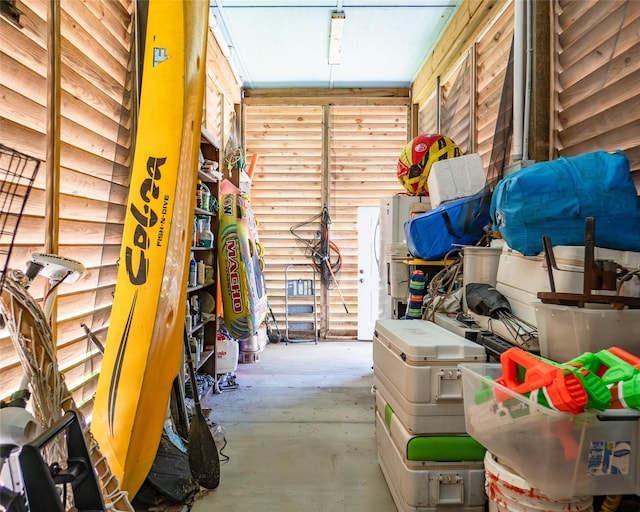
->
[376,410,486,511]
[373,319,485,434]
[375,389,486,464]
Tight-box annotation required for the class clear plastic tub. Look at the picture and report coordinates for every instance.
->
[459,363,639,499]
[534,302,640,363]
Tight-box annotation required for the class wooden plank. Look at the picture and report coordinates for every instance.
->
[62,0,131,64]
[555,0,639,172]
[56,290,112,324]
[0,363,24,396]
[559,15,640,92]
[558,0,638,55]
[245,96,410,107]
[12,3,131,104]
[206,32,241,105]
[326,104,408,336]
[556,0,594,31]
[56,218,123,245]
[476,28,513,91]
[1,0,134,418]
[559,45,640,111]
[244,87,410,100]
[412,0,509,105]
[419,92,438,134]
[0,121,129,193]
[79,0,133,46]
[559,118,640,155]
[559,69,640,128]
[24,0,129,85]
[1,53,132,144]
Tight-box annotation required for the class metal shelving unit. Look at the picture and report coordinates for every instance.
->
[284,264,318,344]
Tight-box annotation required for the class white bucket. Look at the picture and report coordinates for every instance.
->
[484,452,593,512]
[463,245,502,312]
[216,337,239,374]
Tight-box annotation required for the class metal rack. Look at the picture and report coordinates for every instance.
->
[284,264,318,344]
[0,144,41,292]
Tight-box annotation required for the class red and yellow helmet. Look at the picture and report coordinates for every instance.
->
[397,134,462,195]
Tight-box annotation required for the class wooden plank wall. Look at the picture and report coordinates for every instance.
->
[418,92,437,136]
[414,2,512,170]
[243,105,324,335]
[439,53,472,154]
[475,2,514,169]
[0,0,134,416]
[244,100,409,338]
[328,105,410,336]
[0,1,240,418]
[554,0,640,191]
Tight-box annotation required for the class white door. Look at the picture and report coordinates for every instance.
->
[357,206,380,340]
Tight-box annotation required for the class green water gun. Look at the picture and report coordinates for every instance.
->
[569,348,640,410]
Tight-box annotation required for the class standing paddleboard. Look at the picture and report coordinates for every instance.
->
[92,0,209,497]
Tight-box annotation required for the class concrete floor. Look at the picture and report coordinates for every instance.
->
[191,341,396,512]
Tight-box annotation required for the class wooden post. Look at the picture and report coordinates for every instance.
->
[45,0,61,336]
[530,0,551,162]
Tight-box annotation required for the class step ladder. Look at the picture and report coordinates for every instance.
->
[284,264,318,344]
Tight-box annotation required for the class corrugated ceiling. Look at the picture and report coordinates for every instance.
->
[209,1,462,89]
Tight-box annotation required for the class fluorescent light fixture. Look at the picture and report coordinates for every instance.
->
[328,11,345,65]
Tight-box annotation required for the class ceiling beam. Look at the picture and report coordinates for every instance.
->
[243,87,411,106]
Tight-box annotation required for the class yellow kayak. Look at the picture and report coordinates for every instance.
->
[92,0,209,497]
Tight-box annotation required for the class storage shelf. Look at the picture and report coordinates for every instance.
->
[189,316,216,335]
[185,349,215,379]
[200,127,220,149]
[197,349,215,370]
[198,169,222,183]
[402,258,456,266]
[180,126,222,407]
[187,279,215,293]
[194,207,214,217]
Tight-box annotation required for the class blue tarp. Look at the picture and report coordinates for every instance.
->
[490,150,640,255]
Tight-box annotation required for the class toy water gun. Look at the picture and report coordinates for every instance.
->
[543,355,611,412]
[496,347,589,414]
[608,346,640,369]
[568,347,640,410]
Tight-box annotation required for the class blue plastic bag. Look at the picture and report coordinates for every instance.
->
[405,192,492,260]
[490,151,640,255]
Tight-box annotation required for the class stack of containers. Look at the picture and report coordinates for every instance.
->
[373,319,487,511]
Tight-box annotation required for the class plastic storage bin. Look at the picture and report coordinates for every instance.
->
[459,363,640,499]
[534,302,640,363]
[495,244,640,326]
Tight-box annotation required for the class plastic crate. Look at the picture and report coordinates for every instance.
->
[534,302,640,363]
[459,363,640,499]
